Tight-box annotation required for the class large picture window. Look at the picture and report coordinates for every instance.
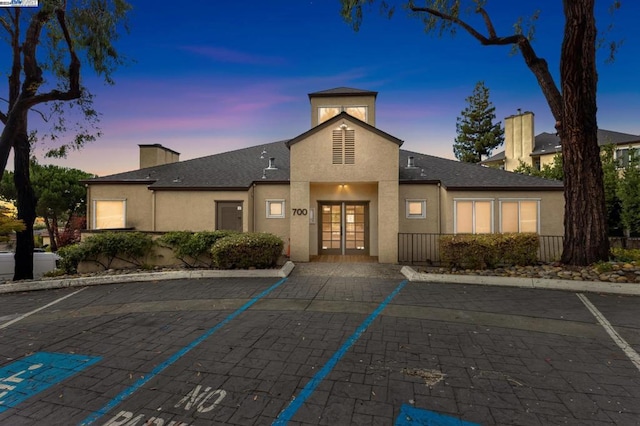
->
[94,200,126,229]
[454,200,493,234]
[500,200,539,233]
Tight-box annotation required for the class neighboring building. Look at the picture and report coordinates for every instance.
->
[85,87,564,263]
[482,111,640,171]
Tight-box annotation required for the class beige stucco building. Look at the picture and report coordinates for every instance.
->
[482,111,640,171]
[86,88,565,263]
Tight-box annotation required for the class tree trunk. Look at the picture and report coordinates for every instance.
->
[13,114,36,280]
[559,0,609,265]
[43,215,58,252]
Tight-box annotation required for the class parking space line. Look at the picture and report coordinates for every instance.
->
[78,277,288,426]
[0,287,87,330]
[577,293,640,372]
[273,280,408,425]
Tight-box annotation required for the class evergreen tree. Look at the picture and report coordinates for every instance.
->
[453,82,504,163]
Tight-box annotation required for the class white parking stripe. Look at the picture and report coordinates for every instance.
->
[0,287,87,330]
[577,293,640,372]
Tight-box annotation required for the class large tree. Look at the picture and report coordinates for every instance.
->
[0,1,130,279]
[0,161,94,252]
[453,81,504,163]
[341,0,615,265]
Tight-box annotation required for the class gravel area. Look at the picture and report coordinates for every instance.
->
[416,261,640,283]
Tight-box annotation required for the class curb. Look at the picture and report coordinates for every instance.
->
[0,261,296,295]
[400,266,640,296]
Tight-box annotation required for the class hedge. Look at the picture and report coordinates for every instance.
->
[211,232,284,269]
[440,233,539,269]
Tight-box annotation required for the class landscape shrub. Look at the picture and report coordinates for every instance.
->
[57,243,87,274]
[57,232,154,271]
[439,233,539,269]
[611,247,640,263]
[158,230,239,267]
[210,233,283,269]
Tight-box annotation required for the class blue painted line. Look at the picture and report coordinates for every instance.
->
[395,404,480,425]
[0,352,101,413]
[79,277,288,426]
[273,279,408,425]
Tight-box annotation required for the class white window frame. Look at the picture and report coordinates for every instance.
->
[405,199,426,219]
[498,199,541,234]
[92,199,127,229]
[453,199,494,234]
[266,199,286,219]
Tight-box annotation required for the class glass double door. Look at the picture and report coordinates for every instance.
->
[319,202,368,255]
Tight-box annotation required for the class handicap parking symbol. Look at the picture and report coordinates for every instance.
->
[0,352,101,413]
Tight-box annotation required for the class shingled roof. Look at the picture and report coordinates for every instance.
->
[87,141,562,191]
[308,87,378,98]
[483,129,640,163]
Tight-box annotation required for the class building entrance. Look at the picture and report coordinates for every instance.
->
[319,202,368,255]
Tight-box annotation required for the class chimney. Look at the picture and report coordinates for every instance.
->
[504,111,534,171]
[407,156,415,168]
[139,144,180,169]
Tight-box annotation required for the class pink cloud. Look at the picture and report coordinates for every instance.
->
[180,45,286,66]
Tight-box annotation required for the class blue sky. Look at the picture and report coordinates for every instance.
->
[32,1,640,176]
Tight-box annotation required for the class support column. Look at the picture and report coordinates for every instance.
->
[290,180,310,262]
[378,180,398,263]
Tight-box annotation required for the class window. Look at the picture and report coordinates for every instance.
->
[94,200,126,229]
[266,200,285,218]
[344,106,367,122]
[616,148,638,168]
[318,106,368,124]
[406,200,426,219]
[454,200,493,234]
[332,126,355,164]
[500,200,539,233]
[319,107,341,124]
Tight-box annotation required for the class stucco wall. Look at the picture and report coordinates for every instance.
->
[398,184,441,234]
[154,190,250,232]
[253,184,290,246]
[87,184,153,230]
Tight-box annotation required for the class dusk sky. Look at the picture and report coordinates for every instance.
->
[30,1,640,176]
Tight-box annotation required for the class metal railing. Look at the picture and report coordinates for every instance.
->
[398,233,564,264]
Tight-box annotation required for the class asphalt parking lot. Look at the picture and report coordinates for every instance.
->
[0,264,638,425]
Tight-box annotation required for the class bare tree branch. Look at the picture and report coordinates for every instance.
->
[410,5,563,122]
[17,8,81,110]
[476,7,497,39]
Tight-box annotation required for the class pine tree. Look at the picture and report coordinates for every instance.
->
[453,82,504,163]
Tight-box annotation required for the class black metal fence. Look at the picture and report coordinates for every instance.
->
[398,233,564,264]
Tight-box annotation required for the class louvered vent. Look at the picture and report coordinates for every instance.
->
[332,129,343,164]
[344,130,355,164]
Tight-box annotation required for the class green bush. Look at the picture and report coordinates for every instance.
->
[57,243,87,274]
[440,233,539,269]
[611,247,640,262]
[75,232,154,270]
[210,233,283,269]
[159,230,239,267]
